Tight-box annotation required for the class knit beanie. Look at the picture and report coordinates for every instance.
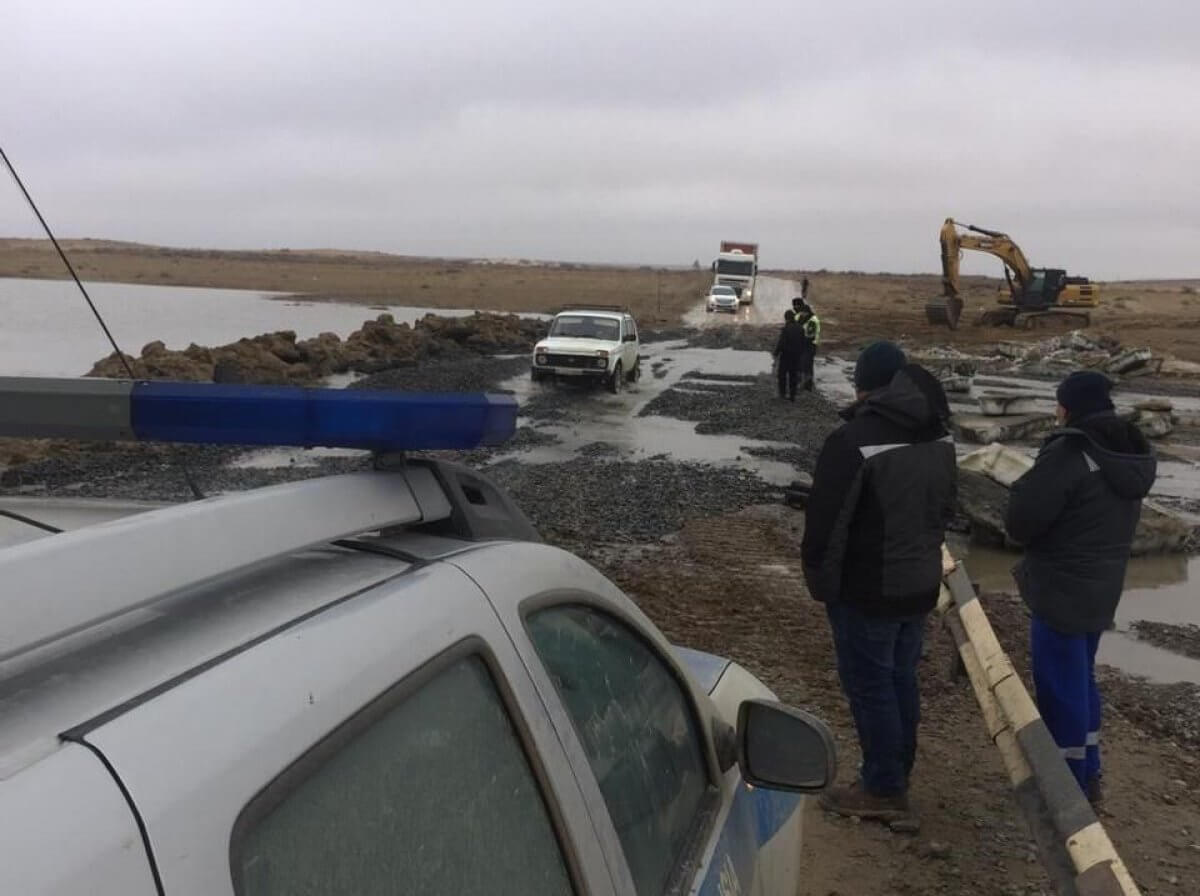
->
[1056,370,1114,420]
[854,341,907,392]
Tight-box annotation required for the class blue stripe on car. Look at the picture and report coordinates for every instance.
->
[696,782,802,895]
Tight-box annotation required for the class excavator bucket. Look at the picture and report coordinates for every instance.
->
[925,296,964,329]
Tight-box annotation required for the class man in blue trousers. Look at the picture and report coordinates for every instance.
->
[1006,371,1156,805]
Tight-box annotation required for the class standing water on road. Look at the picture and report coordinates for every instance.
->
[0,277,539,378]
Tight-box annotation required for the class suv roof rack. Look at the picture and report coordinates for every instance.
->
[555,304,632,315]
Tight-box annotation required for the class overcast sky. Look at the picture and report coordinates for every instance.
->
[4,0,1198,278]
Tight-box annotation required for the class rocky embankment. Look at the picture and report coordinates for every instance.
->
[86,312,546,384]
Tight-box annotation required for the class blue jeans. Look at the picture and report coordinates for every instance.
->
[1031,617,1102,789]
[825,601,926,797]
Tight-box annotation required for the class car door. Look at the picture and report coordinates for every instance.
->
[70,562,615,896]
[450,543,779,896]
[621,315,639,371]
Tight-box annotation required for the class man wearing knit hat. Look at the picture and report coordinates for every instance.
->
[802,340,957,824]
[1007,370,1156,806]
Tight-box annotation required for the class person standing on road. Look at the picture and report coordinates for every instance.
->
[1006,371,1156,805]
[802,276,810,300]
[773,310,805,400]
[798,301,821,392]
[801,341,957,823]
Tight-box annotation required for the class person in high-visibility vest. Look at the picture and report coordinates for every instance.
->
[798,301,821,391]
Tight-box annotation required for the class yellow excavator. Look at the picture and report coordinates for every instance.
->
[925,218,1098,329]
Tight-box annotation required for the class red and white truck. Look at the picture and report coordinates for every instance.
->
[712,241,759,304]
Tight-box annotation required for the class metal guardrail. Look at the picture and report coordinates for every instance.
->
[938,547,1142,896]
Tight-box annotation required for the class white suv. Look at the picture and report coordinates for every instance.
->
[0,377,836,896]
[532,307,640,392]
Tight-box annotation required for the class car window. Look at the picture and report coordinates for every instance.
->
[527,605,710,896]
[232,654,574,896]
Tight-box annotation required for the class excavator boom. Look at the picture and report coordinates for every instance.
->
[925,218,1095,330]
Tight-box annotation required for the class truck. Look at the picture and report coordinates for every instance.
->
[712,241,759,304]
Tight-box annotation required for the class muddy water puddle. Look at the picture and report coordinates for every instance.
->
[495,342,804,485]
[958,543,1200,684]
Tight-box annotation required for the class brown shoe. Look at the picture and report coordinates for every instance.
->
[819,780,910,821]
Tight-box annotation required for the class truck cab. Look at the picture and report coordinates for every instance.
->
[712,242,758,304]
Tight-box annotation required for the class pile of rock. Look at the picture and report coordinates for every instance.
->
[86,312,547,385]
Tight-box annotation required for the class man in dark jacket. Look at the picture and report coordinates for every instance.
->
[1006,371,1156,803]
[802,341,957,821]
[773,310,806,400]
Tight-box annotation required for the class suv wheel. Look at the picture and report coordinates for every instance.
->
[626,359,640,383]
[608,361,623,394]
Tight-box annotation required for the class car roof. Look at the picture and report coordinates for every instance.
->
[554,310,625,321]
[0,459,539,776]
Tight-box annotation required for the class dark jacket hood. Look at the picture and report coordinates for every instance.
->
[841,365,951,437]
[1046,411,1157,500]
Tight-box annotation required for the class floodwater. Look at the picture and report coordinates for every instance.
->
[0,277,543,378]
[956,543,1200,685]
[489,340,801,486]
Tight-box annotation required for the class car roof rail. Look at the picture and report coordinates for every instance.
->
[0,377,531,666]
[555,304,632,315]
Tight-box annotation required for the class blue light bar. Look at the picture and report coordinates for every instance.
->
[129,382,517,451]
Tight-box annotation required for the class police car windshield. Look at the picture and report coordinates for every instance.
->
[549,315,620,340]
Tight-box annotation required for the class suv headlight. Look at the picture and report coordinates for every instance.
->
[535,354,548,365]
[594,357,607,368]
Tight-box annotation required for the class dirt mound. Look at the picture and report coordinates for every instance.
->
[85,312,548,385]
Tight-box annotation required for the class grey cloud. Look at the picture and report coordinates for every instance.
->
[3,0,1199,278]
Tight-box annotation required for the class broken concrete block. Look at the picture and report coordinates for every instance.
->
[977,393,1041,416]
[953,414,1056,444]
[1107,348,1153,375]
[1136,398,1174,413]
[1135,410,1174,439]
[956,443,1198,554]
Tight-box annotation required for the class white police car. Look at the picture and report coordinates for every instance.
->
[0,377,835,896]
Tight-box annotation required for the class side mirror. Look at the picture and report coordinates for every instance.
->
[736,699,836,793]
[623,333,637,342]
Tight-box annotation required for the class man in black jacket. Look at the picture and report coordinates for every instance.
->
[802,341,957,821]
[1006,371,1156,804]
[773,310,806,400]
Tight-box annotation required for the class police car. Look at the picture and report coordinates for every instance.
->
[0,377,836,896]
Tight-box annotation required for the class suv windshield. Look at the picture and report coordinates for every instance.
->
[710,286,735,296]
[549,315,621,340]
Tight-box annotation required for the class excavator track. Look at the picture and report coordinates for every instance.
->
[1013,310,1091,330]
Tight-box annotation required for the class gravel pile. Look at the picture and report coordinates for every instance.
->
[681,371,759,383]
[484,457,780,545]
[1130,620,1200,661]
[638,375,841,447]
[687,326,776,352]
[1100,674,1200,750]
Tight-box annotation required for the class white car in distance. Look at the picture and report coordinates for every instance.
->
[706,284,740,314]
[532,307,640,392]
